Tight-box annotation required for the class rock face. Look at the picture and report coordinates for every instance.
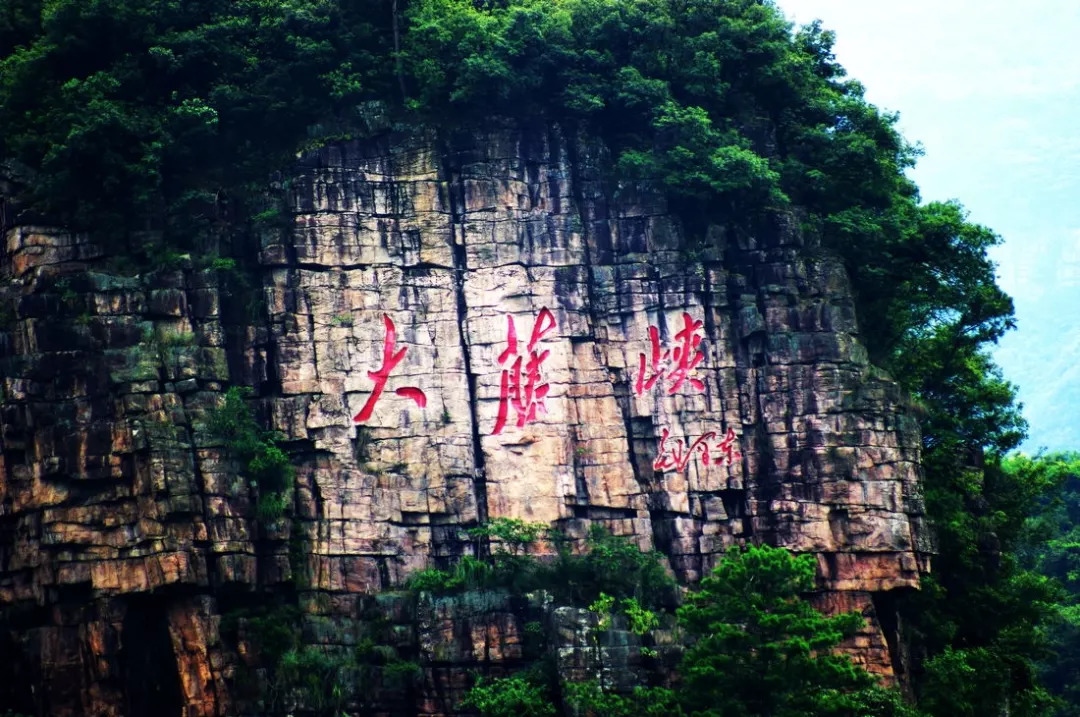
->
[0,123,931,715]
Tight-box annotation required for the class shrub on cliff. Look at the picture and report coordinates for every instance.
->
[461,673,558,717]
[463,545,919,717]
[207,386,295,524]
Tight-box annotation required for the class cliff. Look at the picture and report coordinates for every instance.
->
[0,123,931,715]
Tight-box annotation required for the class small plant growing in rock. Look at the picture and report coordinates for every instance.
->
[588,593,616,632]
[55,278,77,304]
[156,327,198,347]
[466,517,546,555]
[406,556,495,594]
[382,659,422,690]
[252,205,285,228]
[406,567,464,593]
[353,425,374,461]
[330,312,353,327]
[288,520,310,588]
[207,386,295,526]
[210,257,237,271]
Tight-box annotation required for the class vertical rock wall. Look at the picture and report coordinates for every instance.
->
[0,122,930,715]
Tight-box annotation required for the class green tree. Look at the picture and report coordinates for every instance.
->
[548,524,676,610]
[460,674,557,717]
[464,545,917,717]
[676,545,918,717]
[0,0,391,242]
[1012,453,1080,716]
[900,446,1064,716]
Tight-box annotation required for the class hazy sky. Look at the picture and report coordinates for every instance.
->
[775,0,1080,452]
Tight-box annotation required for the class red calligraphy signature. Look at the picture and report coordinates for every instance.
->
[653,426,741,472]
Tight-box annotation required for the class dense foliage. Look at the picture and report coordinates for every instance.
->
[461,674,558,717]
[464,546,917,717]
[1012,453,1080,716]
[0,0,395,241]
[0,0,1068,714]
[408,520,677,609]
[676,546,912,717]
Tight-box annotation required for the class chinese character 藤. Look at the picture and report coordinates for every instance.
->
[493,307,557,435]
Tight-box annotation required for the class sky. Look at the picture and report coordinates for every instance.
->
[775,0,1080,453]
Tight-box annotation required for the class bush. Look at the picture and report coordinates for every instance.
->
[276,646,355,716]
[407,567,464,594]
[406,523,675,608]
[208,387,295,525]
[563,681,681,717]
[460,674,556,717]
[467,517,547,553]
[547,525,676,609]
[675,545,917,717]
[468,545,919,717]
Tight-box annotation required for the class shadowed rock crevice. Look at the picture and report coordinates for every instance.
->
[121,598,185,715]
[440,138,489,549]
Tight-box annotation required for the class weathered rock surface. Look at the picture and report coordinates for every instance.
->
[0,123,930,715]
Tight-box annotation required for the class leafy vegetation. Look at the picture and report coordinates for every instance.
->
[207,386,294,524]
[563,681,681,717]
[461,673,557,717]
[1013,453,1080,716]
[407,521,676,611]
[675,546,918,717]
[0,0,392,242]
[898,444,1064,715]
[463,545,918,717]
[221,603,421,715]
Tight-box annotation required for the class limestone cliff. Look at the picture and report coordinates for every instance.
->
[0,123,930,715]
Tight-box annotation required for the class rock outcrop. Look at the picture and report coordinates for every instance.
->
[0,123,930,715]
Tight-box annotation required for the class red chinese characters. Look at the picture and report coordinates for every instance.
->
[493,307,557,435]
[635,312,706,396]
[653,426,741,472]
[353,314,427,424]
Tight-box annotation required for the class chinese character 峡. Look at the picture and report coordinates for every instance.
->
[353,314,427,424]
[635,312,706,396]
[493,307,557,435]
[653,426,741,472]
